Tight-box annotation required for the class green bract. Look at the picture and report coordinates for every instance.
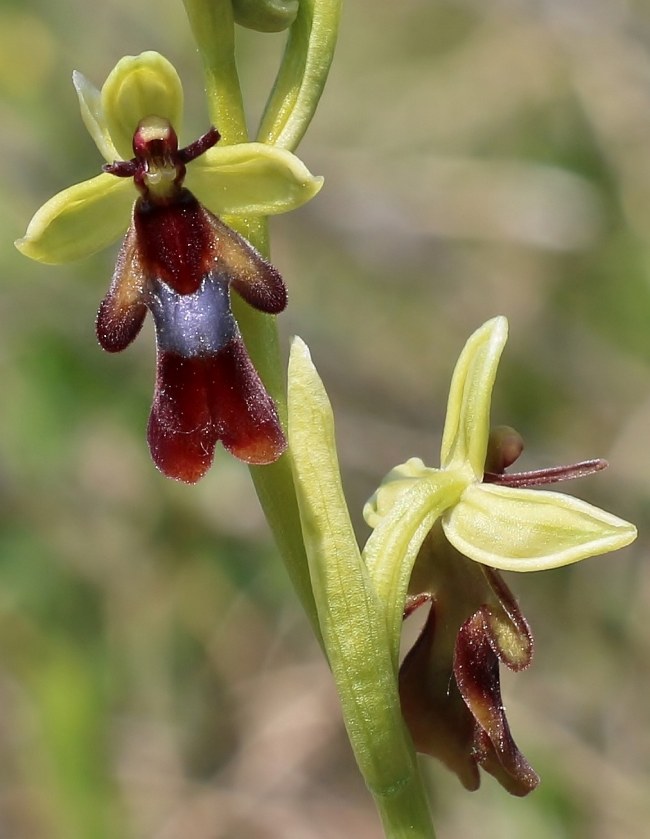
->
[364,316,636,640]
[287,337,436,835]
[15,51,323,265]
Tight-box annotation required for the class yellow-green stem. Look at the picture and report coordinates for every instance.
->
[184,0,320,635]
[182,0,248,143]
[231,219,321,640]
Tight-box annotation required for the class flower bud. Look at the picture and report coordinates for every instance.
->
[232,0,298,32]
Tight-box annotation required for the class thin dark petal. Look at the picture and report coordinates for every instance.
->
[206,337,287,464]
[96,225,147,352]
[177,127,220,164]
[203,210,287,314]
[404,592,431,619]
[147,352,217,484]
[481,567,533,671]
[484,458,608,488]
[103,159,137,178]
[484,426,524,474]
[454,609,539,796]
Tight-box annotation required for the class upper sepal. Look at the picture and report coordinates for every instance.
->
[443,482,638,572]
[440,316,508,480]
[101,52,183,161]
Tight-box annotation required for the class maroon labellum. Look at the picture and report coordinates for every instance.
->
[98,116,287,482]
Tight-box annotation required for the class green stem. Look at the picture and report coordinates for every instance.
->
[373,778,437,839]
[183,0,320,634]
[182,7,436,833]
[182,0,248,143]
[231,219,321,639]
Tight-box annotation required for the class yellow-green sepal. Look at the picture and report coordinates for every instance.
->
[72,71,119,163]
[363,457,438,529]
[188,143,323,216]
[440,316,508,481]
[363,469,465,665]
[101,52,183,160]
[443,483,638,572]
[15,174,132,264]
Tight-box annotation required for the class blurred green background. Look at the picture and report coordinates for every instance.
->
[2,0,650,836]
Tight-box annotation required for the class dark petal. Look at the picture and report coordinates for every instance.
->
[202,209,287,314]
[484,426,524,474]
[103,159,138,178]
[134,190,287,312]
[399,602,482,792]
[454,609,539,796]
[147,352,218,483]
[177,127,221,164]
[404,593,431,619]
[146,339,286,482]
[481,567,533,671]
[146,275,237,357]
[134,190,211,295]
[206,337,287,464]
[96,225,147,352]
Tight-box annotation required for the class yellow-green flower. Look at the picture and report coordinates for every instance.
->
[16,51,323,264]
[363,316,637,793]
[15,52,323,482]
[364,317,635,572]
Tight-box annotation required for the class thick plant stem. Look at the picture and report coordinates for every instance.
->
[231,220,321,640]
[184,0,321,634]
[373,778,437,839]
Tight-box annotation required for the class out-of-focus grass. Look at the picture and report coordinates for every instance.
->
[2,0,650,836]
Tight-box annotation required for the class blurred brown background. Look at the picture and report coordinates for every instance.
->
[2,0,649,836]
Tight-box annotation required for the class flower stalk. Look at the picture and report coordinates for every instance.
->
[182,0,342,634]
[181,0,247,144]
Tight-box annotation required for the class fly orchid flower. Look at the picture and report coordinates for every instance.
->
[363,317,637,794]
[16,52,323,482]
